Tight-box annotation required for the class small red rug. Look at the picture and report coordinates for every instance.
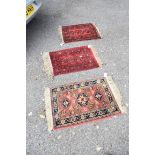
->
[44,76,126,131]
[59,23,101,43]
[43,45,102,77]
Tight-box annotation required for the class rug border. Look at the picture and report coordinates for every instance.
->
[44,87,54,131]
[46,75,116,93]
[43,52,54,79]
[53,111,122,131]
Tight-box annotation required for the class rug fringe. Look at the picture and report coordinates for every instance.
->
[42,52,54,79]
[88,45,103,67]
[92,23,102,39]
[58,26,64,45]
[44,88,53,131]
[105,76,127,114]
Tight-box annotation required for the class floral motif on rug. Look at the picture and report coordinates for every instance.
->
[60,23,101,43]
[44,76,126,130]
[43,45,102,77]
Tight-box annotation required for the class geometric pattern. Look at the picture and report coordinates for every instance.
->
[49,77,122,130]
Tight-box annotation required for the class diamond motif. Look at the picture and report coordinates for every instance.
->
[77,93,89,106]
[94,92,102,101]
[62,99,70,108]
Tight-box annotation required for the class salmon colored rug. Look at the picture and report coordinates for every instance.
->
[44,76,126,131]
[43,45,102,77]
[59,23,101,43]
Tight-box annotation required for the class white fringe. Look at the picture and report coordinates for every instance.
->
[44,88,53,131]
[92,23,102,39]
[58,26,64,45]
[42,52,54,79]
[88,45,103,67]
[105,76,127,113]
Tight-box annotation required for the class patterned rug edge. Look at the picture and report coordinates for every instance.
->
[44,76,127,131]
[106,76,127,113]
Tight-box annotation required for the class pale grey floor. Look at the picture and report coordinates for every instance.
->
[26,0,129,154]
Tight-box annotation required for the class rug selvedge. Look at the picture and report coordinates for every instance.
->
[45,76,126,130]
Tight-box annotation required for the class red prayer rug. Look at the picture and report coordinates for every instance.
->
[43,45,102,77]
[59,23,102,43]
[44,76,126,131]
